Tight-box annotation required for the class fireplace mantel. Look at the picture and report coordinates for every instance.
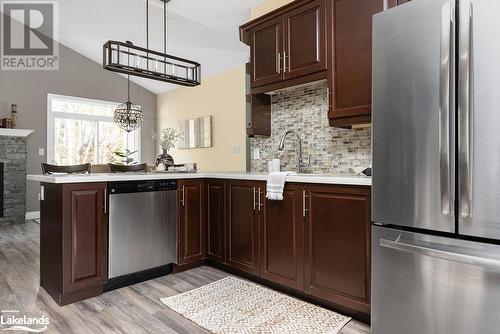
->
[0,129,34,137]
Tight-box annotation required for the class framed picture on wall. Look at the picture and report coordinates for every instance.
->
[177,115,212,149]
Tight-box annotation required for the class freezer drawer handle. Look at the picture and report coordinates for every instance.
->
[380,237,500,271]
[439,2,453,216]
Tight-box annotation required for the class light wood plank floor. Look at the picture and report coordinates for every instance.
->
[0,221,370,333]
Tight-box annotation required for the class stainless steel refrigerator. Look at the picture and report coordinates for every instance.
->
[372,0,500,333]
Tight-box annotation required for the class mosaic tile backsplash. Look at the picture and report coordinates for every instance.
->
[250,81,372,175]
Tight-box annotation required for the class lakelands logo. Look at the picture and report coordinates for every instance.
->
[1,1,59,70]
[0,310,49,332]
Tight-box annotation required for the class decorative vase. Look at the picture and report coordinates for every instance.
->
[156,149,174,168]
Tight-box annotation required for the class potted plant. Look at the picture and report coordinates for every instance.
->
[152,128,179,168]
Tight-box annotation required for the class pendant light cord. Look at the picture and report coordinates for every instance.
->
[127,44,131,102]
[146,0,149,50]
[127,74,130,101]
[163,0,167,74]
[146,0,149,71]
[164,0,167,55]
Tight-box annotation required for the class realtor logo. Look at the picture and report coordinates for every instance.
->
[1,1,59,70]
[0,310,50,332]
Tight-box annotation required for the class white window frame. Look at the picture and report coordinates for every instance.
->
[47,93,141,165]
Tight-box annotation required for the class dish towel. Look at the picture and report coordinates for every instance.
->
[266,171,296,201]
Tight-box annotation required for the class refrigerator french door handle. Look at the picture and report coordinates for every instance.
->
[439,2,453,216]
[380,237,500,271]
[459,0,473,218]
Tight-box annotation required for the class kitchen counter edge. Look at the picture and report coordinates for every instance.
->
[27,172,371,186]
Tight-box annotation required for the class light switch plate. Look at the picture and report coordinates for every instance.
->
[232,146,240,154]
[38,148,45,156]
[253,147,260,160]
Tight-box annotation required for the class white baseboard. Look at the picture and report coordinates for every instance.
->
[25,211,40,220]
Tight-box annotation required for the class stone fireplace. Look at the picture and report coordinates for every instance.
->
[0,129,33,225]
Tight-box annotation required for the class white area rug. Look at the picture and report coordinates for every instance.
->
[161,276,351,334]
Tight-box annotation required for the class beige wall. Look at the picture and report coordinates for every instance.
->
[156,0,293,172]
[157,66,247,172]
[251,0,294,19]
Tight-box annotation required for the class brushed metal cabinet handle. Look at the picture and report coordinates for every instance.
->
[253,187,256,211]
[303,190,308,218]
[181,185,185,206]
[459,0,473,218]
[104,188,107,214]
[258,187,262,211]
[439,2,453,216]
[283,51,288,73]
[277,52,281,74]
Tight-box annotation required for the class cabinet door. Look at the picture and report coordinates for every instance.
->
[251,17,283,87]
[63,183,107,293]
[261,184,304,290]
[304,185,371,314]
[284,0,327,80]
[328,0,385,126]
[226,181,261,275]
[178,180,206,265]
[207,180,225,262]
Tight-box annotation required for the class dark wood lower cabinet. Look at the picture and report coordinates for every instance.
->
[261,184,304,290]
[206,180,226,262]
[39,176,370,315]
[226,181,263,275]
[178,180,206,265]
[40,182,107,305]
[304,185,371,314]
[208,180,371,315]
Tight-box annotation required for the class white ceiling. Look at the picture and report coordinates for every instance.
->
[57,0,262,94]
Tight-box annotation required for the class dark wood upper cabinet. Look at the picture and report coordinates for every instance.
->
[241,0,390,130]
[251,17,283,87]
[40,182,108,305]
[226,181,262,275]
[178,180,206,265]
[242,0,327,92]
[246,91,271,137]
[304,185,371,314]
[328,0,386,127]
[206,180,226,263]
[284,0,327,80]
[261,184,304,290]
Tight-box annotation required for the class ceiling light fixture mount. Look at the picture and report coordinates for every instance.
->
[103,0,201,87]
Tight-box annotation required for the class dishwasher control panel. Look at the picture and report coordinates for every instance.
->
[109,180,178,194]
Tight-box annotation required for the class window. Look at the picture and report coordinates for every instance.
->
[47,94,140,165]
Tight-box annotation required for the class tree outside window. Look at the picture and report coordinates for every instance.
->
[47,94,140,165]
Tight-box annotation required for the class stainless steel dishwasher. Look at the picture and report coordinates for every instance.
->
[107,179,177,290]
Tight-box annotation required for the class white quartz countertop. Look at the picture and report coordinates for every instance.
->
[27,172,371,186]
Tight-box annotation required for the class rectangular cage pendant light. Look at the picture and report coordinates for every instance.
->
[103,0,201,87]
[103,41,201,87]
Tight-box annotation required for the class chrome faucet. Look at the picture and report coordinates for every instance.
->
[277,130,309,173]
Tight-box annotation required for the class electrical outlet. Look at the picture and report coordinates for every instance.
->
[38,148,45,156]
[232,146,240,154]
[253,148,260,160]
